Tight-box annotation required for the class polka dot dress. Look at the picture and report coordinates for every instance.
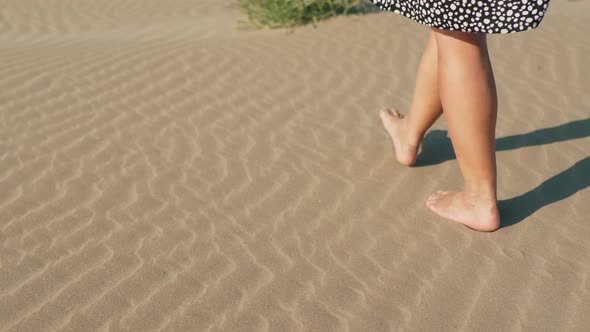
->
[368,0,551,34]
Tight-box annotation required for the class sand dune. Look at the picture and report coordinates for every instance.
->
[0,0,588,330]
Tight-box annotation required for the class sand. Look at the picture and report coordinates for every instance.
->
[0,0,589,331]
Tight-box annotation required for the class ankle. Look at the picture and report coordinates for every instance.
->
[406,131,424,147]
[463,184,497,204]
[401,119,424,146]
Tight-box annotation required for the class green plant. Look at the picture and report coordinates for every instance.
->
[237,0,371,29]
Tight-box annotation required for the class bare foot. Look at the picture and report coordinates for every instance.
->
[379,108,419,166]
[426,191,500,232]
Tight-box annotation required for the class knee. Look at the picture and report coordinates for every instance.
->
[432,29,488,63]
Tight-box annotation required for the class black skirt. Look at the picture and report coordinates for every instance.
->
[368,0,551,34]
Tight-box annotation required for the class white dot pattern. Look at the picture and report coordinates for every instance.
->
[368,0,551,34]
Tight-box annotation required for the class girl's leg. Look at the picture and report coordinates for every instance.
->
[380,30,444,166]
[426,28,500,232]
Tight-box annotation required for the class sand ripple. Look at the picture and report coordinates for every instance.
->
[0,0,589,331]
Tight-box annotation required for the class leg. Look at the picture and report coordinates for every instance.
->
[426,28,500,232]
[380,30,444,166]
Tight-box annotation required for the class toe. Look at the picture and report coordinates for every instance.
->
[426,198,438,211]
[379,109,393,124]
[379,108,392,117]
[387,108,402,118]
[427,191,448,205]
[426,193,439,205]
[431,191,443,199]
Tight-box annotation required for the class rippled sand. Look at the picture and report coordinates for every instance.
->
[0,0,588,330]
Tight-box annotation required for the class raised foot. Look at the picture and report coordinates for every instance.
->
[426,190,500,232]
[379,108,419,166]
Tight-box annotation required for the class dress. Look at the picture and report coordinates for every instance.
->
[368,0,551,34]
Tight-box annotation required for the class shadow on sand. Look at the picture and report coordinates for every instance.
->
[413,118,590,227]
[498,157,590,227]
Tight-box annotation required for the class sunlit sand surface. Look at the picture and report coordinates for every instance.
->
[0,0,588,330]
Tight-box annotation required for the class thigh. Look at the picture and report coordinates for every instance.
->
[431,28,488,59]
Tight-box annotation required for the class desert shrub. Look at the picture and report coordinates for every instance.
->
[237,0,373,29]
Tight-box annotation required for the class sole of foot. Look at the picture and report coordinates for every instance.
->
[379,108,419,166]
[426,190,500,232]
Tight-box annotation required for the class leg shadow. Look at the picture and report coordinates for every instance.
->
[413,117,590,167]
[414,129,455,166]
[498,157,590,227]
